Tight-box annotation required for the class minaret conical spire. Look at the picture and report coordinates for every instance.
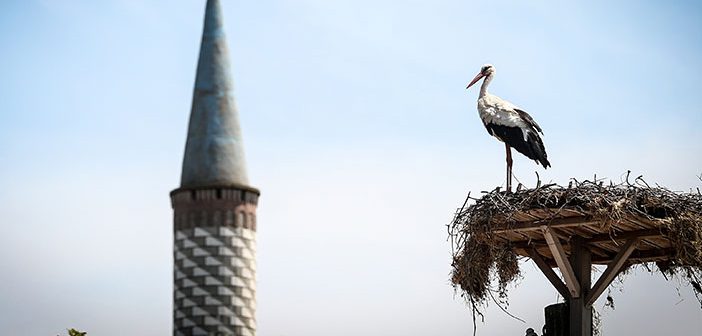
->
[180,0,249,188]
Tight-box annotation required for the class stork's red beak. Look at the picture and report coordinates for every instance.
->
[466,72,484,89]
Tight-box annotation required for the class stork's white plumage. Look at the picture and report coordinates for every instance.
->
[466,64,550,191]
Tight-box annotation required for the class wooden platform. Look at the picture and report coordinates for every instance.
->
[450,182,701,336]
[484,207,674,314]
[488,208,672,266]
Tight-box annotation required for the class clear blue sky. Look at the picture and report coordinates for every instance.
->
[1,1,701,335]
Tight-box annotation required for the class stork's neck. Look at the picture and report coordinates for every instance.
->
[480,73,493,98]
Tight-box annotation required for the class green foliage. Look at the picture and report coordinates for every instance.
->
[59,328,86,336]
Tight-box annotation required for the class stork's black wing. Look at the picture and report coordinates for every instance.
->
[485,122,551,169]
[515,108,543,134]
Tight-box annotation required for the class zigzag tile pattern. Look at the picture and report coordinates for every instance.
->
[174,226,256,336]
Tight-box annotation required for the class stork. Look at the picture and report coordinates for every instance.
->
[466,64,550,192]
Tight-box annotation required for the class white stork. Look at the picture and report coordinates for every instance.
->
[466,64,550,192]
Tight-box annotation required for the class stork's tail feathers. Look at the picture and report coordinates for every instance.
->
[526,131,550,169]
[540,157,551,169]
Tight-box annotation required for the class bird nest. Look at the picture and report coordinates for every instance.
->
[449,175,702,318]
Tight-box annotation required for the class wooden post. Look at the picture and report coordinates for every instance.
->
[568,236,592,336]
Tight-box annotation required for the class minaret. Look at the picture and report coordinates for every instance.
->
[171,1,259,335]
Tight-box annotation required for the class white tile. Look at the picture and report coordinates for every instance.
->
[182,239,196,248]
[205,236,223,247]
[205,296,222,306]
[192,267,208,277]
[229,237,245,248]
[192,306,208,316]
[218,286,234,296]
[191,287,208,297]
[182,258,196,268]
[219,247,235,256]
[232,317,245,327]
[241,248,254,259]
[218,306,235,316]
[194,227,210,237]
[230,257,245,268]
[205,256,222,266]
[230,276,245,287]
[246,279,257,291]
[204,276,222,286]
[241,229,255,240]
[218,325,234,334]
[218,266,234,277]
[240,268,254,279]
[204,316,220,326]
[174,250,185,261]
[192,327,207,335]
[192,247,209,257]
[174,290,185,300]
[232,297,245,307]
[241,287,253,299]
[181,278,196,288]
[219,226,234,237]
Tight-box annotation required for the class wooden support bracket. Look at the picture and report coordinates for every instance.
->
[585,238,639,306]
[542,225,581,298]
[526,247,571,299]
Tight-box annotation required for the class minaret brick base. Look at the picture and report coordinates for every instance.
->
[172,187,259,336]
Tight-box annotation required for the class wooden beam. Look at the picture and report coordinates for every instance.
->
[585,238,638,306]
[542,225,581,298]
[591,248,673,264]
[526,247,571,299]
[512,228,666,248]
[490,216,597,233]
[586,229,664,243]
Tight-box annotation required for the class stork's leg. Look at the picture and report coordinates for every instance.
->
[505,143,513,192]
